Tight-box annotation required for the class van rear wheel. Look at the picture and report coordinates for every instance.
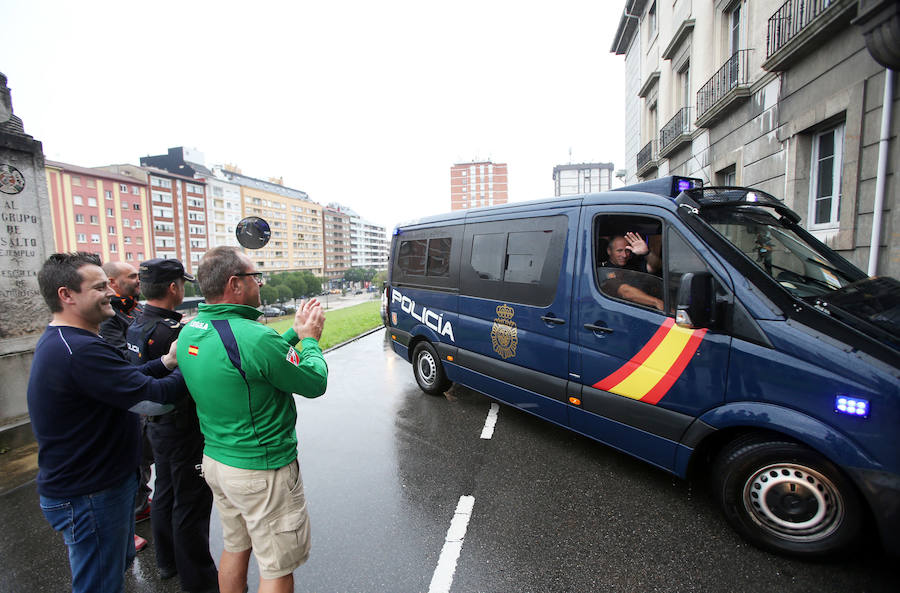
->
[412,342,451,395]
[711,435,862,557]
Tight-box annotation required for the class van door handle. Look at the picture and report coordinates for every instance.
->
[541,315,566,325]
[584,323,614,334]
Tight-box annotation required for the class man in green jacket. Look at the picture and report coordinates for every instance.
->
[177,246,327,593]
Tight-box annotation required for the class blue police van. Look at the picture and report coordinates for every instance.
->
[385,177,900,557]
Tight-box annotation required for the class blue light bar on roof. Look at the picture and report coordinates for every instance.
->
[835,396,869,418]
[614,175,704,199]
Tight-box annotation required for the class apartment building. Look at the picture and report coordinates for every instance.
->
[44,161,151,264]
[450,161,509,211]
[140,147,242,248]
[327,203,389,271]
[612,0,899,276]
[104,163,208,273]
[217,168,324,275]
[322,206,351,281]
[552,162,615,196]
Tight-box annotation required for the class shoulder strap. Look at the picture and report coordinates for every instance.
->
[211,319,247,380]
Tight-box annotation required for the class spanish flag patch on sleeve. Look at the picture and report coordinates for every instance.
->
[188,345,199,356]
[286,347,300,367]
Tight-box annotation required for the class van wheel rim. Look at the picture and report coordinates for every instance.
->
[417,351,436,386]
[742,463,843,541]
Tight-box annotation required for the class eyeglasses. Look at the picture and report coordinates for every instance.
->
[234,272,264,284]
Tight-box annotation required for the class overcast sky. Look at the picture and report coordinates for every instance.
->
[2,0,626,231]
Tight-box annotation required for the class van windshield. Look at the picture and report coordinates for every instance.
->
[700,207,865,298]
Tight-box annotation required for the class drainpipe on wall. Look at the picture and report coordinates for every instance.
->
[868,68,894,276]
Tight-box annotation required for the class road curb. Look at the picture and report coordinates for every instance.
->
[322,325,385,354]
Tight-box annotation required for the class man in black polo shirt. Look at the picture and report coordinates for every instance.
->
[126,259,217,593]
[598,232,664,311]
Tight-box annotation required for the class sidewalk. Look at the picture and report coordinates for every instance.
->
[0,442,187,593]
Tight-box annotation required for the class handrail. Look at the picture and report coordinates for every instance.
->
[766,0,836,58]
[696,50,751,120]
[660,107,691,151]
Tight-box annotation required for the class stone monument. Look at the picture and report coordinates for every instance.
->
[0,72,56,449]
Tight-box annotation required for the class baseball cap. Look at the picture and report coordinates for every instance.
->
[139,258,196,284]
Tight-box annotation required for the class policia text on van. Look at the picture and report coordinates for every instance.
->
[385,176,900,558]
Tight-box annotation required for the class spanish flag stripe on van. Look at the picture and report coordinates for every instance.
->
[595,318,674,392]
[593,320,706,403]
[640,329,706,404]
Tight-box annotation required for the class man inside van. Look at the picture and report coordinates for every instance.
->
[599,233,664,310]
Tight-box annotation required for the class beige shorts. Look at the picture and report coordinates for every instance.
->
[201,455,311,579]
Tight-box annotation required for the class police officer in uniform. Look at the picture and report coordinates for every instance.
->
[126,259,218,593]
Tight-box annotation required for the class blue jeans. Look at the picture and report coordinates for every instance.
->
[39,473,138,593]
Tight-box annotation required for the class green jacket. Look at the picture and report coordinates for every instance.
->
[177,303,328,470]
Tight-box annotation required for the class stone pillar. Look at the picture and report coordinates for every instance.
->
[0,72,55,450]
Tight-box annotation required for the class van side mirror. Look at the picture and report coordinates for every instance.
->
[676,272,715,328]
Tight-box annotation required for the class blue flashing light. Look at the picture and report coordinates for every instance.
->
[677,178,696,192]
[835,396,869,418]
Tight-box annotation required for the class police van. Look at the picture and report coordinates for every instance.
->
[385,176,900,558]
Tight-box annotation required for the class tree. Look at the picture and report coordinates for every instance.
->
[286,275,306,299]
[344,267,376,284]
[372,270,387,288]
[259,284,278,305]
[267,273,284,287]
[277,285,293,303]
[184,281,199,298]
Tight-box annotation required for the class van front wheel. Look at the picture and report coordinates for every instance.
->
[412,342,451,395]
[712,436,862,557]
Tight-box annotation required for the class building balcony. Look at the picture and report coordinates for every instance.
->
[764,0,856,71]
[695,50,752,128]
[659,107,692,158]
[636,140,659,178]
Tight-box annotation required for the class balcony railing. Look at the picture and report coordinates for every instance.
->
[767,0,836,58]
[696,50,751,126]
[660,107,692,155]
[636,140,658,177]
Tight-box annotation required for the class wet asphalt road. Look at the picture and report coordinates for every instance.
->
[2,329,898,592]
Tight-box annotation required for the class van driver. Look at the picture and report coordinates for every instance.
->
[598,233,664,311]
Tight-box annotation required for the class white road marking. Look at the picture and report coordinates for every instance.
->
[428,495,475,593]
[480,403,500,439]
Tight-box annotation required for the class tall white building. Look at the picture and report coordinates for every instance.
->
[552,162,615,196]
[328,204,389,271]
[207,167,243,248]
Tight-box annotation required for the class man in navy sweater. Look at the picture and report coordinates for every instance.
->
[28,252,186,593]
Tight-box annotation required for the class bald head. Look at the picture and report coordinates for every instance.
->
[102,261,140,298]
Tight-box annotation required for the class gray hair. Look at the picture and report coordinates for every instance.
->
[197,246,246,300]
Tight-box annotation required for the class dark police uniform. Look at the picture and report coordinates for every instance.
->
[597,255,663,305]
[126,261,217,591]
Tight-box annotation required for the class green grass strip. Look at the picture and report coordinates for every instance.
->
[262,300,382,350]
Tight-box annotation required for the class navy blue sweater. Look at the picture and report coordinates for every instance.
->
[27,325,185,498]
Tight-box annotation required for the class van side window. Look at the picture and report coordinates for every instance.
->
[398,239,427,276]
[462,215,567,307]
[506,231,552,284]
[594,215,664,311]
[426,238,452,277]
[392,225,463,289]
[471,233,506,280]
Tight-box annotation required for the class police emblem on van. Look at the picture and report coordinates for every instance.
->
[491,304,518,359]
